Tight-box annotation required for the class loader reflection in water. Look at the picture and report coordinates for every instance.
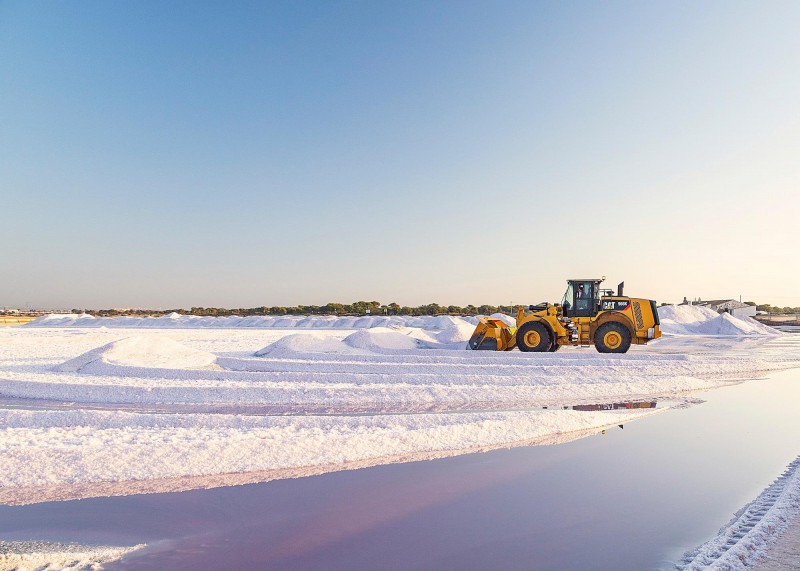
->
[538,401,658,433]
[570,401,657,412]
[539,400,657,411]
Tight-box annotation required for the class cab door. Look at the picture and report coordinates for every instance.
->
[572,281,597,318]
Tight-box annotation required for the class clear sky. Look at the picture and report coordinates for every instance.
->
[2,1,799,309]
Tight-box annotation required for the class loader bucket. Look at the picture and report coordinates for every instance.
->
[467,317,517,351]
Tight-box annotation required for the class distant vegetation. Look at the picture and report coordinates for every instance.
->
[74,302,518,317]
[754,304,800,314]
[46,301,800,317]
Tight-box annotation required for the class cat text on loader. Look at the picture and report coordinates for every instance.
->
[467,279,661,353]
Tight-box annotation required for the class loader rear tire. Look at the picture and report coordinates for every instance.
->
[594,322,631,354]
[517,322,552,352]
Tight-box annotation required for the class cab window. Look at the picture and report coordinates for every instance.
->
[574,281,595,315]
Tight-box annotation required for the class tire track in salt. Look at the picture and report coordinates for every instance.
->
[678,456,800,570]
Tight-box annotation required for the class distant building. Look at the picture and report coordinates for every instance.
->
[680,298,756,318]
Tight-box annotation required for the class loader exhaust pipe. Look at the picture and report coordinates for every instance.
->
[617,281,624,296]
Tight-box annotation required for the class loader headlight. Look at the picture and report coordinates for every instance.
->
[647,327,655,339]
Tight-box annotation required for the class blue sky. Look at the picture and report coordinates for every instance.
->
[2,1,799,309]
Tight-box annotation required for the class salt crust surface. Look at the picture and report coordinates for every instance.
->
[0,540,142,570]
[1,307,797,510]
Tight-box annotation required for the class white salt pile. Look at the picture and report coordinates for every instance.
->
[257,327,429,356]
[54,336,219,373]
[255,333,364,357]
[434,319,477,344]
[344,328,429,352]
[658,305,779,336]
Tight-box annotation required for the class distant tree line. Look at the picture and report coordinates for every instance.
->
[754,304,800,314]
[69,301,800,317]
[73,301,522,317]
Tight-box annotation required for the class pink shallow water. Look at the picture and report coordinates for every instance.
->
[2,367,799,570]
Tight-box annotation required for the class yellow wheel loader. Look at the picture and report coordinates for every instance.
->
[467,279,661,354]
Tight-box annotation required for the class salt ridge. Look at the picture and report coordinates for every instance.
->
[27,305,779,338]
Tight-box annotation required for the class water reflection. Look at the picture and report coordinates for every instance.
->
[571,400,657,412]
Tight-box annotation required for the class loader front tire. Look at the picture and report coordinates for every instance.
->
[594,322,631,354]
[516,322,552,352]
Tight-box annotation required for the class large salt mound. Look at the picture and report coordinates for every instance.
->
[29,313,96,326]
[435,317,480,344]
[657,305,779,336]
[713,312,778,335]
[54,336,219,373]
[255,328,428,356]
[255,333,366,357]
[344,328,430,352]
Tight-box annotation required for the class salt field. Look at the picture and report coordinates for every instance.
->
[1,307,799,569]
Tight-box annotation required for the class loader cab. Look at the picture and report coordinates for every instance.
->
[562,279,602,318]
